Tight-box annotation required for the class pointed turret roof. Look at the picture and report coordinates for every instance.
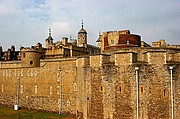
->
[96,31,101,42]
[78,20,87,34]
[46,28,53,41]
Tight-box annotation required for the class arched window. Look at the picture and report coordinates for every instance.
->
[30,61,33,65]
[35,86,38,94]
[111,40,115,44]
[23,53,26,58]
[100,85,104,92]
[140,85,144,94]
[50,86,53,94]
[163,89,167,98]
[117,85,122,93]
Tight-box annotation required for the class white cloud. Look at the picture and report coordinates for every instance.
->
[0,0,180,50]
[50,21,71,40]
[0,4,17,16]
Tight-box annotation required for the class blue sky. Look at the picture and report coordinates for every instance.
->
[0,0,180,50]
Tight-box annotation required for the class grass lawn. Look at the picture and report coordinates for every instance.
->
[0,106,72,119]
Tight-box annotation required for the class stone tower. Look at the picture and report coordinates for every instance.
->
[45,28,53,48]
[96,31,101,48]
[21,47,41,67]
[0,46,2,56]
[78,20,87,47]
[0,46,2,60]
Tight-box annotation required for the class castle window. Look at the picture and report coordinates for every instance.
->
[163,89,167,98]
[1,84,4,93]
[30,61,33,65]
[50,86,53,94]
[35,85,38,94]
[3,70,5,77]
[57,72,61,82]
[111,40,115,44]
[117,85,122,93]
[21,69,23,76]
[74,83,77,91]
[27,71,30,77]
[127,40,130,44]
[100,85,104,92]
[14,69,16,76]
[67,100,71,110]
[25,96,28,103]
[140,85,144,94]
[8,70,11,77]
[20,85,23,94]
[57,86,60,94]
[23,53,26,58]
[17,70,20,77]
[18,52,21,56]
[5,70,8,77]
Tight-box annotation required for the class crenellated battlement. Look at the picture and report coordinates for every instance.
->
[76,54,111,68]
[0,47,180,119]
[21,47,41,67]
[21,47,39,52]
[115,52,137,65]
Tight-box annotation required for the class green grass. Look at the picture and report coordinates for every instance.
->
[0,106,68,119]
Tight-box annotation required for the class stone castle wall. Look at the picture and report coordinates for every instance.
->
[101,30,141,50]
[0,47,180,119]
[0,58,78,113]
[77,48,180,119]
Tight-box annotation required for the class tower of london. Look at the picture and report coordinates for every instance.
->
[0,23,180,119]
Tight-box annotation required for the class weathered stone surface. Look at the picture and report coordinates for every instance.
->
[0,47,180,119]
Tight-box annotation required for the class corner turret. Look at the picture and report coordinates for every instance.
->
[45,28,54,48]
[96,31,101,48]
[78,20,87,47]
[21,43,45,67]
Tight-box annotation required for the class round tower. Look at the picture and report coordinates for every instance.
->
[21,47,41,67]
[78,20,87,47]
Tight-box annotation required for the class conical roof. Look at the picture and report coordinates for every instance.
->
[78,20,87,34]
[96,37,100,42]
[96,31,101,42]
[78,28,87,34]
[46,28,53,41]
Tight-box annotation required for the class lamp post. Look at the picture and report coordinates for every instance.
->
[135,67,139,119]
[76,67,78,119]
[14,77,20,110]
[17,77,20,107]
[169,66,174,119]
[58,67,62,115]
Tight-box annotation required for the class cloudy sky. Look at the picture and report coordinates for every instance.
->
[0,0,180,50]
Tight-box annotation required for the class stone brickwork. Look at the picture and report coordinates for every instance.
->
[100,30,141,50]
[152,39,180,49]
[21,48,41,67]
[78,47,180,119]
[45,25,100,58]
[0,47,180,119]
[115,52,137,65]
[147,51,166,65]
[0,58,77,113]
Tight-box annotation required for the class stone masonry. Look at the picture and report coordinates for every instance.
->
[0,47,180,119]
